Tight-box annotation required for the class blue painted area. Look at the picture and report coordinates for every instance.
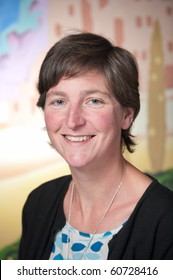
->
[51,243,55,253]
[0,0,40,56]
[0,0,20,31]
[53,254,64,260]
[90,241,103,252]
[71,243,86,252]
[62,234,70,243]
[86,253,100,260]
[79,231,91,238]
[103,231,112,237]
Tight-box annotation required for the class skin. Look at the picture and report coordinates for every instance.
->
[44,71,133,169]
[44,71,152,233]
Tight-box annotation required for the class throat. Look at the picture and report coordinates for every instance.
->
[67,161,126,234]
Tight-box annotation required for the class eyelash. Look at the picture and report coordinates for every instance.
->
[52,100,65,106]
[87,98,104,106]
[51,98,103,105]
[48,98,104,108]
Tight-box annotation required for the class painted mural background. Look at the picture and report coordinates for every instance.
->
[0,0,173,252]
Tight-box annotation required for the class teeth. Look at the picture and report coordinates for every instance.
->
[65,135,92,142]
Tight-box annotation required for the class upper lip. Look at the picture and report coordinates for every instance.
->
[63,135,95,141]
[63,134,94,137]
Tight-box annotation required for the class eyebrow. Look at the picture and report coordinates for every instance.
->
[46,91,67,97]
[83,90,112,97]
[47,89,113,99]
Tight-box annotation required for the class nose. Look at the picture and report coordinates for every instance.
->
[66,104,86,129]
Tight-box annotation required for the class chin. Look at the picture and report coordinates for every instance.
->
[68,161,88,169]
[66,156,90,169]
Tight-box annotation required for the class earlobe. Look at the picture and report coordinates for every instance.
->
[121,107,134,130]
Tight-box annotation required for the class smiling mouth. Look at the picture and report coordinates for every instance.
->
[63,135,94,142]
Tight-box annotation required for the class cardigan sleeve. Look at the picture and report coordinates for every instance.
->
[18,176,71,260]
[19,189,40,259]
[151,208,173,259]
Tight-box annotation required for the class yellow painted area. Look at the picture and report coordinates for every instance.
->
[125,138,173,172]
[0,161,70,250]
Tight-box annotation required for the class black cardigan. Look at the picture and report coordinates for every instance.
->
[19,175,173,260]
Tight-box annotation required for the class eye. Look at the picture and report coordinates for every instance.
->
[52,99,65,106]
[87,99,103,106]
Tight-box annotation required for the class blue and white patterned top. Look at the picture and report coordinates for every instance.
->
[49,222,124,260]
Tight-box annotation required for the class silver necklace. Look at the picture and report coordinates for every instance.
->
[66,162,126,260]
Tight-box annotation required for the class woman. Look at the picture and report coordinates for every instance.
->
[19,32,173,260]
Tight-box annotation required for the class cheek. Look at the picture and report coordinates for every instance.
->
[44,111,60,130]
[93,112,117,131]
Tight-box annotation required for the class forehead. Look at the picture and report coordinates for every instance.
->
[48,71,111,94]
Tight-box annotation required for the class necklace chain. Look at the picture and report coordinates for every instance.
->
[66,161,126,259]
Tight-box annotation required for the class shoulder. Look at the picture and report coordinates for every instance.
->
[139,177,173,215]
[30,175,71,196]
[145,178,173,201]
[23,175,72,211]
[128,178,173,240]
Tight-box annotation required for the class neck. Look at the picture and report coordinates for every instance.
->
[67,158,126,234]
[69,156,126,208]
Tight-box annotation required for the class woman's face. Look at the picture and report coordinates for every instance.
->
[44,71,133,169]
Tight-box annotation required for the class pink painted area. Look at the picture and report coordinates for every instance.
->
[114,18,123,46]
[81,0,92,32]
[55,24,62,37]
[165,65,173,89]
[0,0,48,101]
[99,0,109,9]
[68,4,75,16]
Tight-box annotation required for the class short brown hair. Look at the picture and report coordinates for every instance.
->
[37,32,140,153]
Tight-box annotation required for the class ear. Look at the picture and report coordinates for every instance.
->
[121,107,134,130]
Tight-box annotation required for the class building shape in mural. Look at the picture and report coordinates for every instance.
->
[148,20,166,172]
